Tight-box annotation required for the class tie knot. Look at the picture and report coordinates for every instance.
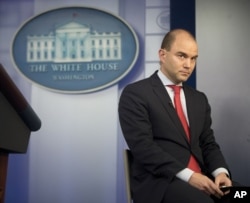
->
[167,85,182,94]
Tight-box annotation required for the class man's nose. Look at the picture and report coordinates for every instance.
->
[184,58,191,68]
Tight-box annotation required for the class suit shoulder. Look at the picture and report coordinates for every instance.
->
[184,85,205,94]
[184,85,209,101]
[123,77,152,92]
[123,71,159,91]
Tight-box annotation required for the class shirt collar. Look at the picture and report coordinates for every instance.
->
[157,69,183,87]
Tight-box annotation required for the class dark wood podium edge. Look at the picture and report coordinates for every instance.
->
[0,151,8,203]
[0,64,41,203]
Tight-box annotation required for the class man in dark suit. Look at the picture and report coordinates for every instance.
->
[118,29,232,203]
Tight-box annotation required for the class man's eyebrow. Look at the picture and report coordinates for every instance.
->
[176,51,198,58]
[176,51,188,56]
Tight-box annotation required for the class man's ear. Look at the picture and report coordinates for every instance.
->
[159,49,167,62]
[158,49,164,56]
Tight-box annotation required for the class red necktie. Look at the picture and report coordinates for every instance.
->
[168,85,201,173]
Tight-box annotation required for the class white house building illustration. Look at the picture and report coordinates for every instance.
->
[26,21,122,63]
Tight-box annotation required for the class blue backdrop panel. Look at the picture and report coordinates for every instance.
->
[170,0,196,88]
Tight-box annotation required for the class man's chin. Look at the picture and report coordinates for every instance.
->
[178,78,189,83]
[179,75,190,82]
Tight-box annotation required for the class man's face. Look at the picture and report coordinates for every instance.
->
[159,33,198,84]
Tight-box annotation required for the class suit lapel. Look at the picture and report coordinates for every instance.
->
[150,72,189,143]
[183,85,196,144]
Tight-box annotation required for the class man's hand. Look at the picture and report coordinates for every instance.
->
[188,173,224,198]
[214,173,232,195]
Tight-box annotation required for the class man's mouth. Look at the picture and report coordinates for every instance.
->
[180,71,190,75]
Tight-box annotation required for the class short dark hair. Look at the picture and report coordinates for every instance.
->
[161,29,196,51]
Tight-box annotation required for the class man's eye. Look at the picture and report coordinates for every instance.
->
[178,54,185,59]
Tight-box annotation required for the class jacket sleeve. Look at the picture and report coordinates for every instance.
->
[197,92,230,174]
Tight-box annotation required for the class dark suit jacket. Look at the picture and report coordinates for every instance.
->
[118,71,229,203]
